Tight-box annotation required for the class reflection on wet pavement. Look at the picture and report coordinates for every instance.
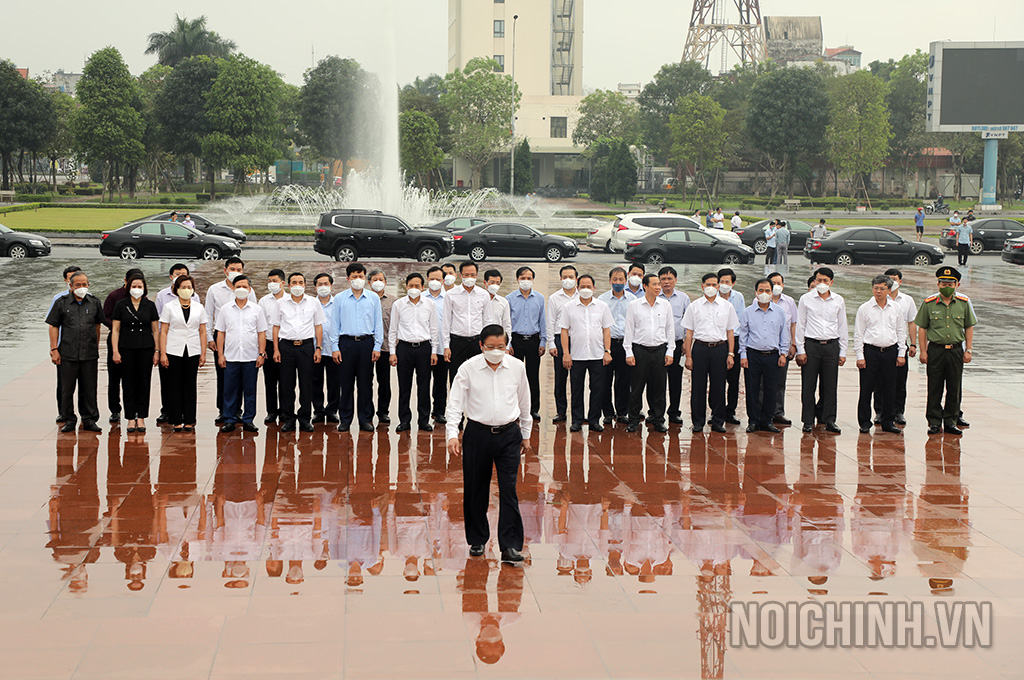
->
[2,259,1024,678]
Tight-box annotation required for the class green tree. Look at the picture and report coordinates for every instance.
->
[136,64,172,194]
[200,54,282,198]
[299,56,369,179]
[145,15,237,68]
[882,51,928,198]
[0,62,58,190]
[399,109,444,187]
[590,138,637,206]
[668,92,728,198]
[441,57,519,189]
[45,90,77,190]
[826,71,892,200]
[572,90,639,147]
[156,56,220,184]
[400,75,451,152]
[746,67,830,198]
[73,47,145,201]
[637,61,714,164]
[500,138,533,195]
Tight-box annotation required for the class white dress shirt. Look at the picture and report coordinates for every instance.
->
[205,279,256,342]
[545,288,578,349]
[624,296,675,358]
[681,295,739,343]
[445,353,533,441]
[159,299,207,357]
[388,295,439,353]
[892,291,918,328]
[274,294,326,342]
[558,298,613,361]
[442,285,492,349]
[730,214,743,230]
[489,294,512,338]
[795,291,848,357]
[853,298,908,360]
[215,300,269,362]
[258,292,285,327]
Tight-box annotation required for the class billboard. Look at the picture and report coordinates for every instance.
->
[926,41,1024,132]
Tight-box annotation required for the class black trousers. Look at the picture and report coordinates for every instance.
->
[691,342,729,428]
[957,242,970,266]
[926,343,964,427]
[511,333,541,415]
[801,339,840,427]
[462,421,524,551]
[858,345,898,428]
[874,355,909,417]
[570,359,605,427]
[431,359,448,418]
[601,337,629,419]
[158,364,170,418]
[745,350,780,427]
[262,353,281,418]
[449,334,481,380]
[55,364,65,418]
[552,335,569,416]
[279,340,314,425]
[312,354,341,417]
[667,339,685,419]
[119,347,154,420]
[396,341,432,425]
[375,351,392,419]
[725,347,742,418]
[165,353,199,425]
[338,336,375,425]
[775,358,791,418]
[628,344,668,425]
[59,359,99,424]
[106,334,121,416]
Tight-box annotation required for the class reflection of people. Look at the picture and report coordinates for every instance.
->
[460,558,523,665]
[47,433,101,592]
[853,434,909,580]
[210,434,266,588]
[107,435,156,591]
[914,436,969,594]
[791,434,844,585]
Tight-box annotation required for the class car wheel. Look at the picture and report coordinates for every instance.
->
[752,238,768,254]
[202,247,222,261]
[417,245,441,262]
[334,244,358,262]
[119,245,139,260]
[913,252,934,267]
[545,246,564,262]
[644,251,664,267]
[468,245,487,262]
[603,240,613,253]
[835,252,855,266]
[722,252,743,265]
[969,240,984,255]
[7,244,28,259]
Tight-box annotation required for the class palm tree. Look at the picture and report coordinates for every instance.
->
[145,15,237,67]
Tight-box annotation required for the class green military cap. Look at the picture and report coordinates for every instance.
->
[936,266,961,282]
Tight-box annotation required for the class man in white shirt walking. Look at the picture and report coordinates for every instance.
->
[795,267,848,434]
[215,275,268,433]
[854,275,907,434]
[559,274,613,432]
[546,265,579,423]
[389,273,439,432]
[682,273,740,433]
[205,257,256,424]
[624,274,674,433]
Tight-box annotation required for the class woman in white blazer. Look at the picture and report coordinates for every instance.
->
[159,275,207,432]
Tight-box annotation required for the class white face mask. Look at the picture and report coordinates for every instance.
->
[443,274,456,286]
[226,271,242,282]
[177,288,193,300]
[427,280,442,292]
[578,288,594,300]
[561,278,576,290]
[772,284,784,297]
[316,286,332,297]
[267,282,282,294]
[487,284,500,295]
[703,286,718,299]
[628,275,642,288]
[129,288,144,299]
[816,282,831,295]
[756,292,772,305]
[371,280,386,293]
[719,283,733,295]
[461,277,477,288]
[234,287,250,300]
[483,349,506,364]
[518,279,533,291]
[73,287,89,299]
[350,278,365,291]
[407,288,422,299]
[290,285,305,297]
[890,280,900,291]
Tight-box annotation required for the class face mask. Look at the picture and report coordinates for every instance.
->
[234,287,250,300]
[407,288,422,299]
[350,278,365,291]
[756,292,772,305]
[719,283,733,295]
[772,284,784,297]
[427,280,442,292]
[815,283,831,295]
[268,282,282,294]
[129,288,144,300]
[890,280,900,291]
[316,286,332,297]
[178,288,193,299]
[371,280,386,293]
[483,349,506,364]
[487,284,500,296]
[578,288,594,300]
[939,285,956,298]
[628,275,642,288]
[443,274,456,286]
[226,271,241,282]
[290,285,305,297]
[461,277,477,288]
[703,286,718,299]
[561,278,576,290]
[612,283,625,293]
[73,287,89,299]
[518,280,533,292]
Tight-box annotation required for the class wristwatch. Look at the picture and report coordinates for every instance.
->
[259,352,268,358]
[728,352,735,357]
[315,345,322,351]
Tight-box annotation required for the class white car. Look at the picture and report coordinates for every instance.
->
[585,221,619,252]
[609,213,741,252]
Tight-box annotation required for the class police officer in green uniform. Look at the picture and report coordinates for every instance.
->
[915,267,976,436]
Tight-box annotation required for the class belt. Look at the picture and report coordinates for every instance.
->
[282,338,312,346]
[806,338,838,345]
[610,337,624,344]
[467,419,517,434]
[866,344,897,352]
[512,333,537,341]
[341,334,371,342]
[695,340,726,347]
[749,348,779,356]
[929,342,961,350]
[398,339,429,348]
[633,343,667,352]
[452,334,477,341]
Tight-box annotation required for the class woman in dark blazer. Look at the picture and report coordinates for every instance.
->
[111,272,160,433]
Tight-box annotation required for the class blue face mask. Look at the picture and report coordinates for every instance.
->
[611,283,625,292]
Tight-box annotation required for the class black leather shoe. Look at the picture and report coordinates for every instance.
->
[873,417,881,425]
[860,425,872,433]
[396,422,411,432]
[724,416,741,425]
[337,421,351,430]
[669,416,684,425]
[552,414,567,424]
[710,424,727,433]
[326,414,340,424]
[241,422,259,433]
[650,424,668,433]
[156,415,168,425]
[312,415,326,424]
[220,423,237,433]
[109,413,120,424]
[296,421,312,432]
[956,418,970,429]
[894,414,907,425]
[500,548,525,564]
[378,415,391,424]
[602,416,614,425]
[802,425,813,433]
[746,424,760,433]
[418,422,433,431]
[56,416,66,424]
[280,421,296,432]
[881,425,902,434]
[762,424,781,433]
[943,425,963,436]
[692,426,704,433]
[625,424,638,433]
[469,545,485,557]
[824,423,842,434]
[433,415,447,424]
[214,416,226,425]
[531,413,540,421]
[928,425,942,435]
[82,421,101,432]
[617,416,630,425]
[590,423,604,432]
[264,415,277,425]
[60,421,76,433]
[569,424,582,432]
[773,416,792,425]
[359,422,374,432]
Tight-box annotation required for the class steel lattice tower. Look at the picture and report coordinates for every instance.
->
[682,0,766,71]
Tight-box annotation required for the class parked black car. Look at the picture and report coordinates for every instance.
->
[624,228,755,267]
[0,223,51,258]
[455,222,578,262]
[939,217,1024,254]
[138,212,247,242]
[732,219,813,255]
[313,209,454,262]
[421,216,490,233]
[1001,236,1024,264]
[804,227,944,266]
[100,220,242,260]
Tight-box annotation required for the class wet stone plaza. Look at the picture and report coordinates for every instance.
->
[2,257,1024,679]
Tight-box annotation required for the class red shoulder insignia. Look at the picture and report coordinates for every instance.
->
[924,294,939,302]
[955,293,970,301]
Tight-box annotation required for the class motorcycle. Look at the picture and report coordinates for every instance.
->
[924,200,950,215]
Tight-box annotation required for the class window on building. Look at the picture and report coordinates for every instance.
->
[493,20,505,38]
[493,55,504,72]
[550,116,567,139]
[494,0,505,3]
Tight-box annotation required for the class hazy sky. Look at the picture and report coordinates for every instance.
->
[7,0,1024,90]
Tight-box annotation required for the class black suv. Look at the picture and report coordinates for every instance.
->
[314,209,455,262]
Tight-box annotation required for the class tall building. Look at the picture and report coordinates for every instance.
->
[448,0,586,191]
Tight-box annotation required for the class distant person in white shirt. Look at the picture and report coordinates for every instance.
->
[181,213,195,230]
[712,208,725,229]
[730,211,742,231]
[215,275,268,433]
[389,272,439,432]
[205,257,255,424]
[483,269,512,338]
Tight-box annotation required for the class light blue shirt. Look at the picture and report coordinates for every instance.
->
[625,284,644,298]
[425,289,445,335]
[738,301,790,359]
[506,288,547,344]
[721,290,746,323]
[776,226,791,247]
[658,289,690,341]
[325,288,383,353]
[956,223,972,244]
[915,212,925,228]
[764,225,778,248]
[598,289,631,339]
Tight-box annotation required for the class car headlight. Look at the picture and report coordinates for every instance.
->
[562,240,575,247]
[231,229,244,236]
[29,239,43,246]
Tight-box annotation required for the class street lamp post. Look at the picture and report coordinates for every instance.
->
[509,13,519,198]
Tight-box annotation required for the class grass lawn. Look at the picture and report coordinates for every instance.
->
[0,208,161,231]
